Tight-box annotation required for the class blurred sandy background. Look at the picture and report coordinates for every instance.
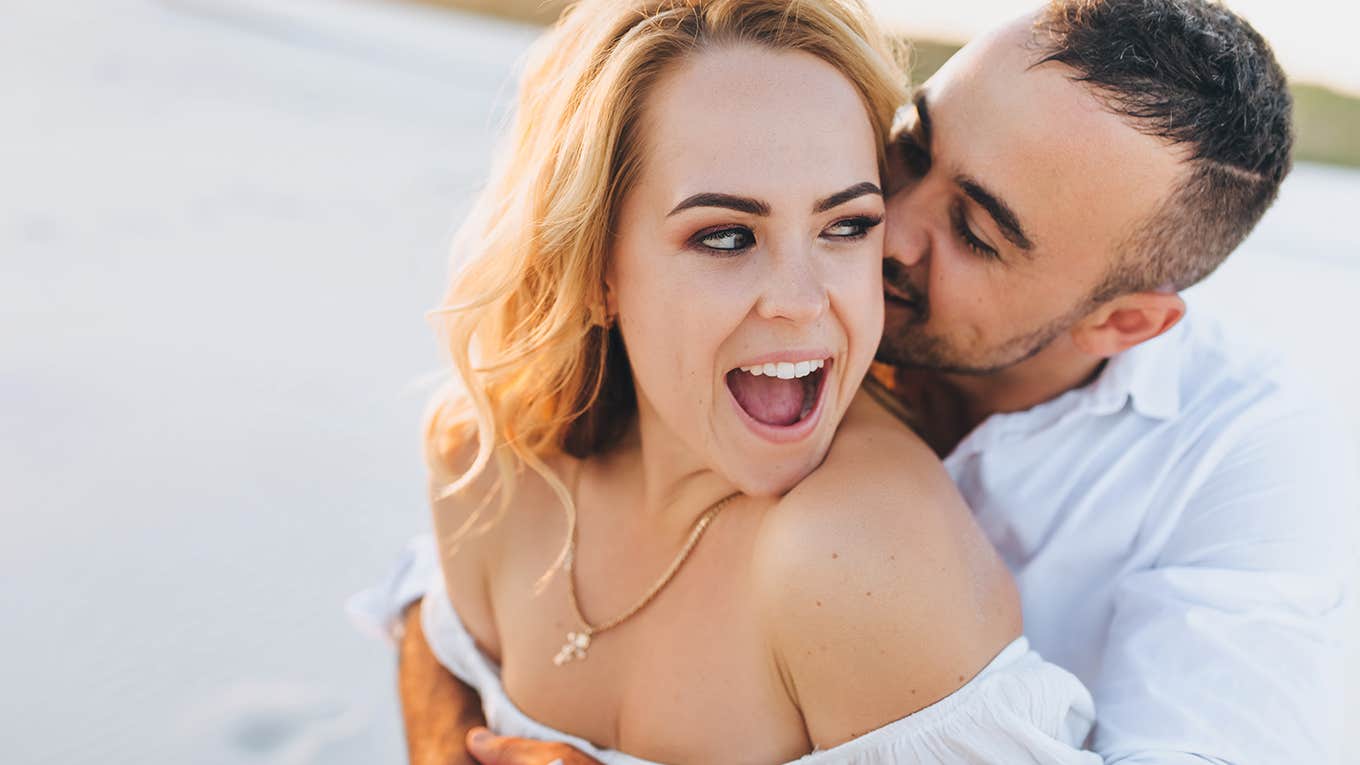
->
[2,1,1357,763]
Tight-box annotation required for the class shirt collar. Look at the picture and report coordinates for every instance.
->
[1083,316,1185,421]
[945,317,1187,464]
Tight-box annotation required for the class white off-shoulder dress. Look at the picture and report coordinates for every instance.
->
[349,536,1101,764]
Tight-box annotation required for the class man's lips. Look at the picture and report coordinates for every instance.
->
[884,284,915,304]
[881,260,925,312]
[884,285,921,311]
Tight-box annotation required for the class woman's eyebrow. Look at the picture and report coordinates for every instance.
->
[668,193,770,217]
[667,182,881,218]
[813,181,882,213]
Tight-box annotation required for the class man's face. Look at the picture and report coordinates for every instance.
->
[878,16,1187,375]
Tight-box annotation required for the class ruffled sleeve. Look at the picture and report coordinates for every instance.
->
[345,533,440,643]
[350,536,1101,765]
[788,638,1102,764]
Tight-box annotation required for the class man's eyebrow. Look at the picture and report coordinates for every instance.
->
[956,176,1034,251]
[813,181,882,213]
[913,91,933,148]
[668,193,770,217]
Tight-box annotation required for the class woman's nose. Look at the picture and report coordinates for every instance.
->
[755,247,829,324]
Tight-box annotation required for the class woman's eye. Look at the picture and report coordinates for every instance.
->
[823,215,883,240]
[695,227,754,253]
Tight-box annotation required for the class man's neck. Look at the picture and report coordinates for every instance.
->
[947,350,1105,425]
[896,337,1107,457]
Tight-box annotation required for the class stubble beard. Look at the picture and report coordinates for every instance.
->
[877,288,1091,377]
[877,256,1093,376]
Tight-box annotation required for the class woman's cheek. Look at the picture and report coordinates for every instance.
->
[838,254,886,343]
[623,268,728,378]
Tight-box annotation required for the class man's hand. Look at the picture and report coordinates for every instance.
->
[466,727,604,765]
[398,599,487,765]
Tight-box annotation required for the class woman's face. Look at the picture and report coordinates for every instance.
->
[608,44,885,497]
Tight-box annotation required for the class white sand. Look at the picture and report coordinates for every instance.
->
[2,1,1356,763]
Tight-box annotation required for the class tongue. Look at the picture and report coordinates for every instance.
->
[727,371,805,426]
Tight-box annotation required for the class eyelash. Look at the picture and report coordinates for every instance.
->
[693,227,754,254]
[950,202,1000,261]
[824,215,883,241]
[690,215,883,255]
[892,131,1000,262]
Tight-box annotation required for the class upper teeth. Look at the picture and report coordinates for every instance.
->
[738,359,826,379]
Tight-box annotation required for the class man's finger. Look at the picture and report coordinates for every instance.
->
[464,726,553,764]
[466,727,512,764]
[466,727,592,765]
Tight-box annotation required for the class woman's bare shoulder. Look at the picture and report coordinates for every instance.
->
[776,388,955,522]
[427,441,574,660]
[752,390,1021,749]
[428,440,574,545]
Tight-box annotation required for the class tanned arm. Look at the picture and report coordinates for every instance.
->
[399,600,602,765]
[399,599,486,765]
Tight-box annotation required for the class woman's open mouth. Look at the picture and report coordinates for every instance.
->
[725,357,831,443]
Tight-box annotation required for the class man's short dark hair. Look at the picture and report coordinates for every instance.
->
[1034,0,1293,297]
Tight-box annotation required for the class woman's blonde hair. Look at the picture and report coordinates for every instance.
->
[425,0,908,567]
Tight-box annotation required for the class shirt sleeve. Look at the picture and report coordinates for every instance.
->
[1090,407,1360,764]
[345,533,440,643]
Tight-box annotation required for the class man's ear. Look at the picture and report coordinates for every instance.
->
[1071,291,1186,359]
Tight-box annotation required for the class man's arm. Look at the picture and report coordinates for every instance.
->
[1090,408,1360,764]
[399,600,485,765]
[397,598,606,765]
[352,535,603,765]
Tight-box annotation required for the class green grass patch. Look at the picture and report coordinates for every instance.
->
[417,1,1360,168]
[1293,83,1360,168]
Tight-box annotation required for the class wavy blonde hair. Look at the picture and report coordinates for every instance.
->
[425,0,909,571]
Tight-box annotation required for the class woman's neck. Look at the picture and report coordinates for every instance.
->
[588,395,743,536]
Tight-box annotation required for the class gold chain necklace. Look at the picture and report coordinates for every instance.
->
[552,477,741,667]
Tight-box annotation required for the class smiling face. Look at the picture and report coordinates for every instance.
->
[876,16,1187,375]
[607,43,885,497]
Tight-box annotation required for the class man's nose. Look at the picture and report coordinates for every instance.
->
[755,246,829,324]
[883,190,930,268]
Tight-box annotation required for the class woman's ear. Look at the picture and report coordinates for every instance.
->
[603,261,619,321]
[1071,291,1186,358]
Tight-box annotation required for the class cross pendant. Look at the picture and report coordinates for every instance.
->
[552,631,592,666]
